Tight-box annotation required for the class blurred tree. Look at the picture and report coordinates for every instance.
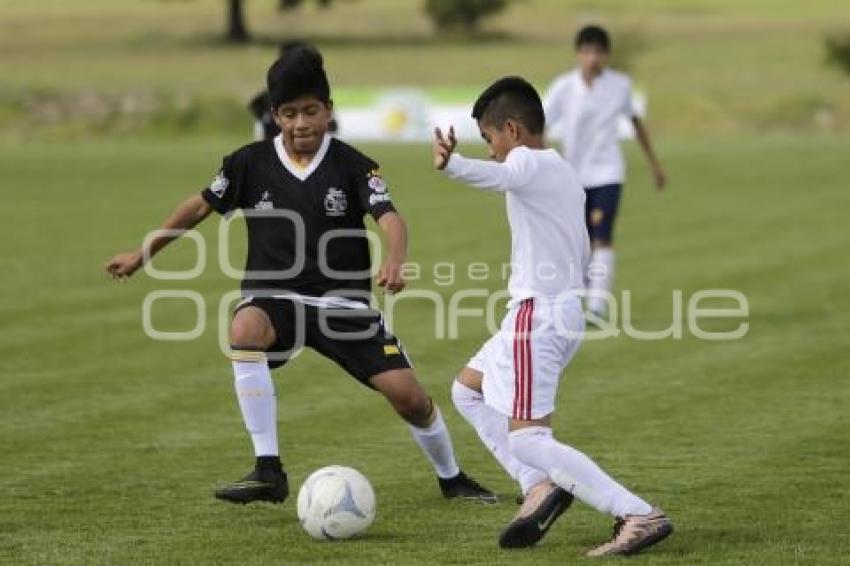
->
[425,0,508,34]
[225,0,339,43]
[227,0,249,43]
[825,33,850,76]
[279,0,333,8]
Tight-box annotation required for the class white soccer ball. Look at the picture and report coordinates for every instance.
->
[296,466,376,540]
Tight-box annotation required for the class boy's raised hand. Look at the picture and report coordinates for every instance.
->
[433,126,457,170]
[105,249,144,281]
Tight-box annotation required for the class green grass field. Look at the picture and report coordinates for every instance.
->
[1,134,848,564]
[2,0,850,563]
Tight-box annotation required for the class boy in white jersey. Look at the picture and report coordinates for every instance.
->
[544,25,666,320]
[433,77,672,556]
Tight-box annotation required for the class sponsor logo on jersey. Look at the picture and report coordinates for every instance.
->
[384,345,400,356]
[324,187,348,217]
[368,192,392,206]
[210,171,229,197]
[255,190,274,210]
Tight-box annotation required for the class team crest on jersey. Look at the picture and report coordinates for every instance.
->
[368,174,387,194]
[367,171,391,206]
[210,170,229,197]
[324,187,347,217]
[255,190,274,210]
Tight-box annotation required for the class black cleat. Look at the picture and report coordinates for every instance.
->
[215,458,289,505]
[438,471,498,504]
[499,480,574,548]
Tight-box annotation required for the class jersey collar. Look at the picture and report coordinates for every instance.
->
[273,133,331,182]
[573,67,608,91]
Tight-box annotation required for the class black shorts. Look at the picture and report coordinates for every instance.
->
[584,184,622,243]
[234,297,412,387]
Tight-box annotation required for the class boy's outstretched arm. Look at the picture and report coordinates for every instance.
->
[433,126,530,192]
[632,116,667,191]
[105,193,213,281]
[375,211,407,293]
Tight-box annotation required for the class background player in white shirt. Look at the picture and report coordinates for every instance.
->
[433,77,672,556]
[544,25,667,320]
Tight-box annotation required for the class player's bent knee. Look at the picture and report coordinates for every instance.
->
[394,388,432,424]
[508,418,553,464]
[507,426,540,465]
[507,432,524,461]
[230,307,275,350]
[373,370,432,425]
[451,372,483,412]
[456,367,483,392]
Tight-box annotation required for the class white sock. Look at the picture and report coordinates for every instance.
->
[232,358,279,457]
[587,248,615,314]
[451,380,547,494]
[508,426,652,517]
[409,405,460,479]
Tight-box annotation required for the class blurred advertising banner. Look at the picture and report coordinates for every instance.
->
[335,88,646,142]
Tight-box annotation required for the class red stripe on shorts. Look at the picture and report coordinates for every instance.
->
[513,299,535,420]
[522,299,534,420]
[512,300,528,419]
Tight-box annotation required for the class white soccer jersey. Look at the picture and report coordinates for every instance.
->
[444,146,590,306]
[543,69,636,188]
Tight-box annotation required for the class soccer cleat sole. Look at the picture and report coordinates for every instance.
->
[214,483,288,505]
[438,472,498,504]
[450,492,499,504]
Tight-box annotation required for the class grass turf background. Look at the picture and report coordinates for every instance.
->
[0,135,848,564]
[2,0,850,563]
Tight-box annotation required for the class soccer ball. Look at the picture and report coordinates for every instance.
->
[296,466,376,540]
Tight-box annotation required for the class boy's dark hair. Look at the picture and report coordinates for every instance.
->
[267,44,330,110]
[278,40,319,60]
[575,25,611,52]
[471,76,545,135]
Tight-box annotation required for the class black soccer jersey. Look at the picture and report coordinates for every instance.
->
[201,135,396,301]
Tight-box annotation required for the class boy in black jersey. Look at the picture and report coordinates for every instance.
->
[106,47,493,505]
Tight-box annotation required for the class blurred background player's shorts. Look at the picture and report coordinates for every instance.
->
[584,184,622,243]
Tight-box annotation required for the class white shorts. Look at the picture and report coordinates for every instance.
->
[467,297,584,420]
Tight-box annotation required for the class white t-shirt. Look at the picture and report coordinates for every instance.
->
[444,146,590,305]
[543,69,636,188]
